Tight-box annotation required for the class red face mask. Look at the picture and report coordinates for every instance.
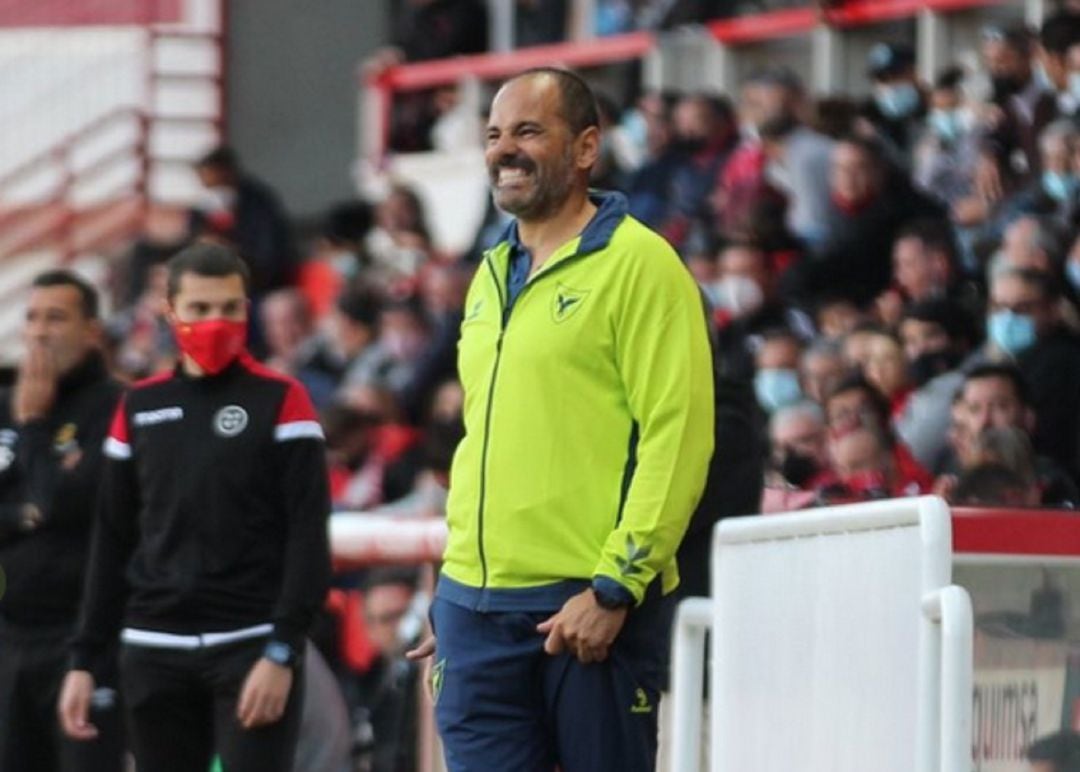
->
[172,319,246,375]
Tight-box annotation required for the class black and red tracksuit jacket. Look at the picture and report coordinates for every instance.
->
[71,353,330,669]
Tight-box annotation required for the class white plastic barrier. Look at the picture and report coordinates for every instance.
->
[670,496,972,772]
[329,513,447,567]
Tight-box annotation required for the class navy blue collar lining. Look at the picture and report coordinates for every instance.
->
[500,190,628,259]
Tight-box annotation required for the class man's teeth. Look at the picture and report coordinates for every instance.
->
[499,168,530,184]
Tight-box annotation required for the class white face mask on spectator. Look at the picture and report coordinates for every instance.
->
[875,82,919,119]
[195,185,236,214]
[710,275,765,319]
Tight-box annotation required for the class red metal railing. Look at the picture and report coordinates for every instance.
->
[707,0,1014,43]
[364,0,1015,158]
[0,106,148,263]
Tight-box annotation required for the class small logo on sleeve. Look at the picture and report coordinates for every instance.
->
[552,283,590,323]
[213,406,249,437]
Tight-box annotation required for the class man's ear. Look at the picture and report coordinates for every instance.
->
[575,126,601,172]
[1024,406,1036,433]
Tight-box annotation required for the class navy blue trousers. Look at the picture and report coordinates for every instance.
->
[431,592,672,772]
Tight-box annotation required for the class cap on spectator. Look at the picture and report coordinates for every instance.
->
[867,43,915,80]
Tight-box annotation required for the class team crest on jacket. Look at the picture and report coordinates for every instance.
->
[213,405,249,437]
[552,283,589,323]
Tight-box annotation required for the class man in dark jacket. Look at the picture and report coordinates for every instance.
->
[59,244,331,772]
[0,271,124,772]
[789,135,945,306]
[191,146,297,298]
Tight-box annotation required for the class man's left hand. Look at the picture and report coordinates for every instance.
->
[537,589,628,664]
[236,658,293,729]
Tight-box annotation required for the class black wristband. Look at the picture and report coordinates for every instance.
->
[592,586,631,611]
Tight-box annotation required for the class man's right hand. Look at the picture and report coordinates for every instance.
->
[405,635,436,661]
[406,636,437,703]
[58,670,99,741]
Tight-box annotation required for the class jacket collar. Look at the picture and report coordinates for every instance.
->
[499,190,628,259]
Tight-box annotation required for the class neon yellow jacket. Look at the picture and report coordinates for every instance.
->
[439,193,714,610]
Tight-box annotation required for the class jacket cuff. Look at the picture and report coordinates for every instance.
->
[591,575,637,608]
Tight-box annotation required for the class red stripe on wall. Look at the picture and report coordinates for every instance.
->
[0,0,182,28]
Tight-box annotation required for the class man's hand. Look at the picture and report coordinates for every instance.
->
[974,153,1004,204]
[58,670,99,741]
[236,658,293,729]
[405,635,436,661]
[13,344,57,424]
[406,636,438,702]
[537,589,629,664]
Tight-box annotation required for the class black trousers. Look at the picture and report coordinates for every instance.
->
[0,622,124,772]
[118,637,303,772]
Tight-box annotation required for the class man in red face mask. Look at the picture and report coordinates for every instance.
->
[58,243,331,772]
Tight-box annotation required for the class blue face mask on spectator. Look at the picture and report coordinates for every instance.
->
[1067,261,1080,291]
[929,109,961,143]
[1070,72,1080,102]
[876,83,919,119]
[1042,171,1078,202]
[754,368,802,413]
[987,310,1037,357]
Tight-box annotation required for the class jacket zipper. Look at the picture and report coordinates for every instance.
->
[473,249,584,592]
[476,257,506,591]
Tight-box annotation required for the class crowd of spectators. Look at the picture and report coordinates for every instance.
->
[593,11,1080,516]
[91,4,1080,768]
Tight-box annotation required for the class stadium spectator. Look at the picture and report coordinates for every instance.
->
[714,241,813,381]
[823,373,934,493]
[860,330,913,420]
[789,135,945,305]
[659,93,739,252]
[890,219,965,304]
[951,461,1040,507]
[0,271,124,772]
[798,339,848,406]
[626,92,681,228]
[895,299,975,470]
[1036,13,1080,132]
[825,423,906,500]
[60,244,331,772]
[298,201,374,321]
[327,290,387,389]
[408,67,713,772]
[190,146,298,300]
[347,570,424,772]
[980,24,1043,179]
[713,67,803,235]
[260,288,339,408]
[1027,729,1080,772]
[939,364,1078,506]
[758,107,835,245]
[365,186,433,294]
[106,261,176,380]
[914,67,982,210]
[985,268,1080,480]
[753,329,805,414]
[761,401,829,512]
[998,121,1080,227]
[862,43,927,164]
